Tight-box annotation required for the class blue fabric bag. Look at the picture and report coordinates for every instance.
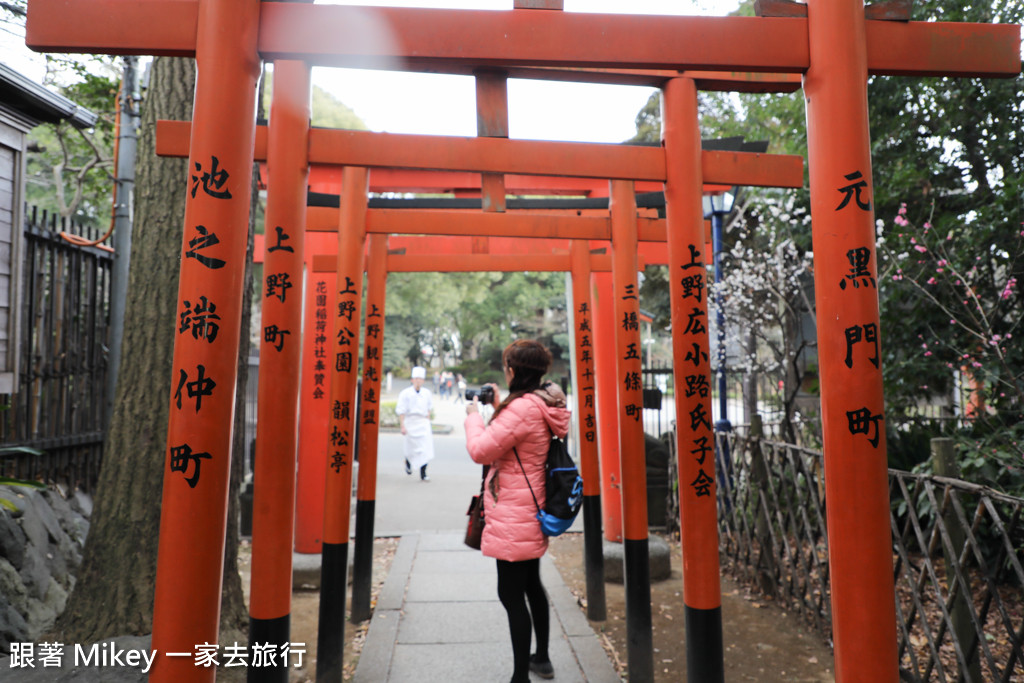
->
[513,434,583,537]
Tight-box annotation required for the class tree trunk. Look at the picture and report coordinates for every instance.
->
[57,55,252,645]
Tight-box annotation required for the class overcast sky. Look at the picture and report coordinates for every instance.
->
[3,0,738,143]
[309,0,738,143]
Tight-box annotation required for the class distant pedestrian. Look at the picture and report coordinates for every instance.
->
[454,373,466,404]
[464,340,569,682]
[396,366,434,481]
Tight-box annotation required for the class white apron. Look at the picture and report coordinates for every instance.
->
[403,414,434,470]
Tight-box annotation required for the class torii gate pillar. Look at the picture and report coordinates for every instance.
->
[148,0,261,680]
[350,232,390,624]
[592,271,623,542]
[610,180,654,681]
[662,76,724,682]
[318,166,369,680]
[248,59,311,682]
[803,0,899,679]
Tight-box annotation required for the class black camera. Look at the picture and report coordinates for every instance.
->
[465,386,495,404]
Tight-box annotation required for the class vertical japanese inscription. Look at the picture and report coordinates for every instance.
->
[312,281,328,399]
[262,227,296,353]
[619,288,644,424]
[170,157,234,488]
[362,303,383,427]
[835,172,884,449]
[330,273,360,473]
[678,242,715,498]
[575,302,597,444]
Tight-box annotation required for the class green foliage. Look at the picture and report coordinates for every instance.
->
[0,475,46,511]
[448,358,504,387]
[886,421,944,473]
[0,446,47,511]
[310,86,367,130]
[26,61,120,226]
[379,400,398,428]
[629,91,661,144]
[382,271,567,376]
[638,265,671,332]
[869,0,1024,422]
[263,71,367,130]
[953,421,1024,497]
[625,0,1024,476]
[876,204,1023,416]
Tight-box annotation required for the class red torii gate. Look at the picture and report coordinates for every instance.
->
[299,232,642,630]
[26,3,1020,682]
[316,172,664,682]
[287,168,800,683]
[160,100,803,682]
[159,96,803,681]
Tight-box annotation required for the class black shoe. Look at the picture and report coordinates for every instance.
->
[529,655,554,679]
[404,459,412,475]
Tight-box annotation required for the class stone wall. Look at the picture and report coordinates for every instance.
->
[0,485,91,653]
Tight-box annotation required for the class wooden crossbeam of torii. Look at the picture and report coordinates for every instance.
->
[268,228,661,268]
[259,232,670,265]
[25,2,1020,682]
[311,248,626,273]
[339,207,670,242]
[312,167,671,196]
[157,120,804,244]
[26,2,1019,78]
[156,119,800,185]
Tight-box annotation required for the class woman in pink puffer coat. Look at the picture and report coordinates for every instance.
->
[465,340,570,683]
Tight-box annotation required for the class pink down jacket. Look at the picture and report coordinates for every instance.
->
[465,392,571,562]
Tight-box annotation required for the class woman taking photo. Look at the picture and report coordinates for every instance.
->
[465,339,570,683]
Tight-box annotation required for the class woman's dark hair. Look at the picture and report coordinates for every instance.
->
[492,339,552,419]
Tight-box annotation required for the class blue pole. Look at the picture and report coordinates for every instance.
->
[711,210,734,511]
[711,211,731,433]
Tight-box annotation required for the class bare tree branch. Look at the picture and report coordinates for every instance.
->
[0,0,27,18]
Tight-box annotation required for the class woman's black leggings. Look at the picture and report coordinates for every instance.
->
[496,558,550,682]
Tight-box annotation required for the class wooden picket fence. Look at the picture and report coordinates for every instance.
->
[0,207,111,493]
[696,427,1024,682]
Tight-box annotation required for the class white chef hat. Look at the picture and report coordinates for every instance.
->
[411,366,426,379]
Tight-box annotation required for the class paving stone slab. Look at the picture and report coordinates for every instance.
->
[415,532,470,552]
[396,602,509,644]
[386,642,511,683]
[409,549,494,574]
[405,573,495,603]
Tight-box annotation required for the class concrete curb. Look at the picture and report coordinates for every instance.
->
[353,535,417,683]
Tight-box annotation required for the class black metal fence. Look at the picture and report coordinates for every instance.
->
[0,207,111,493]
[708,427,1024,682]
[641,360,673,438]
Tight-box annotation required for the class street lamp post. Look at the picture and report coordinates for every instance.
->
[703,188,736,512]
[703,189,735,434]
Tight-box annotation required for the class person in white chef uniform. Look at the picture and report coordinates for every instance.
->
[396,366,435,481]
